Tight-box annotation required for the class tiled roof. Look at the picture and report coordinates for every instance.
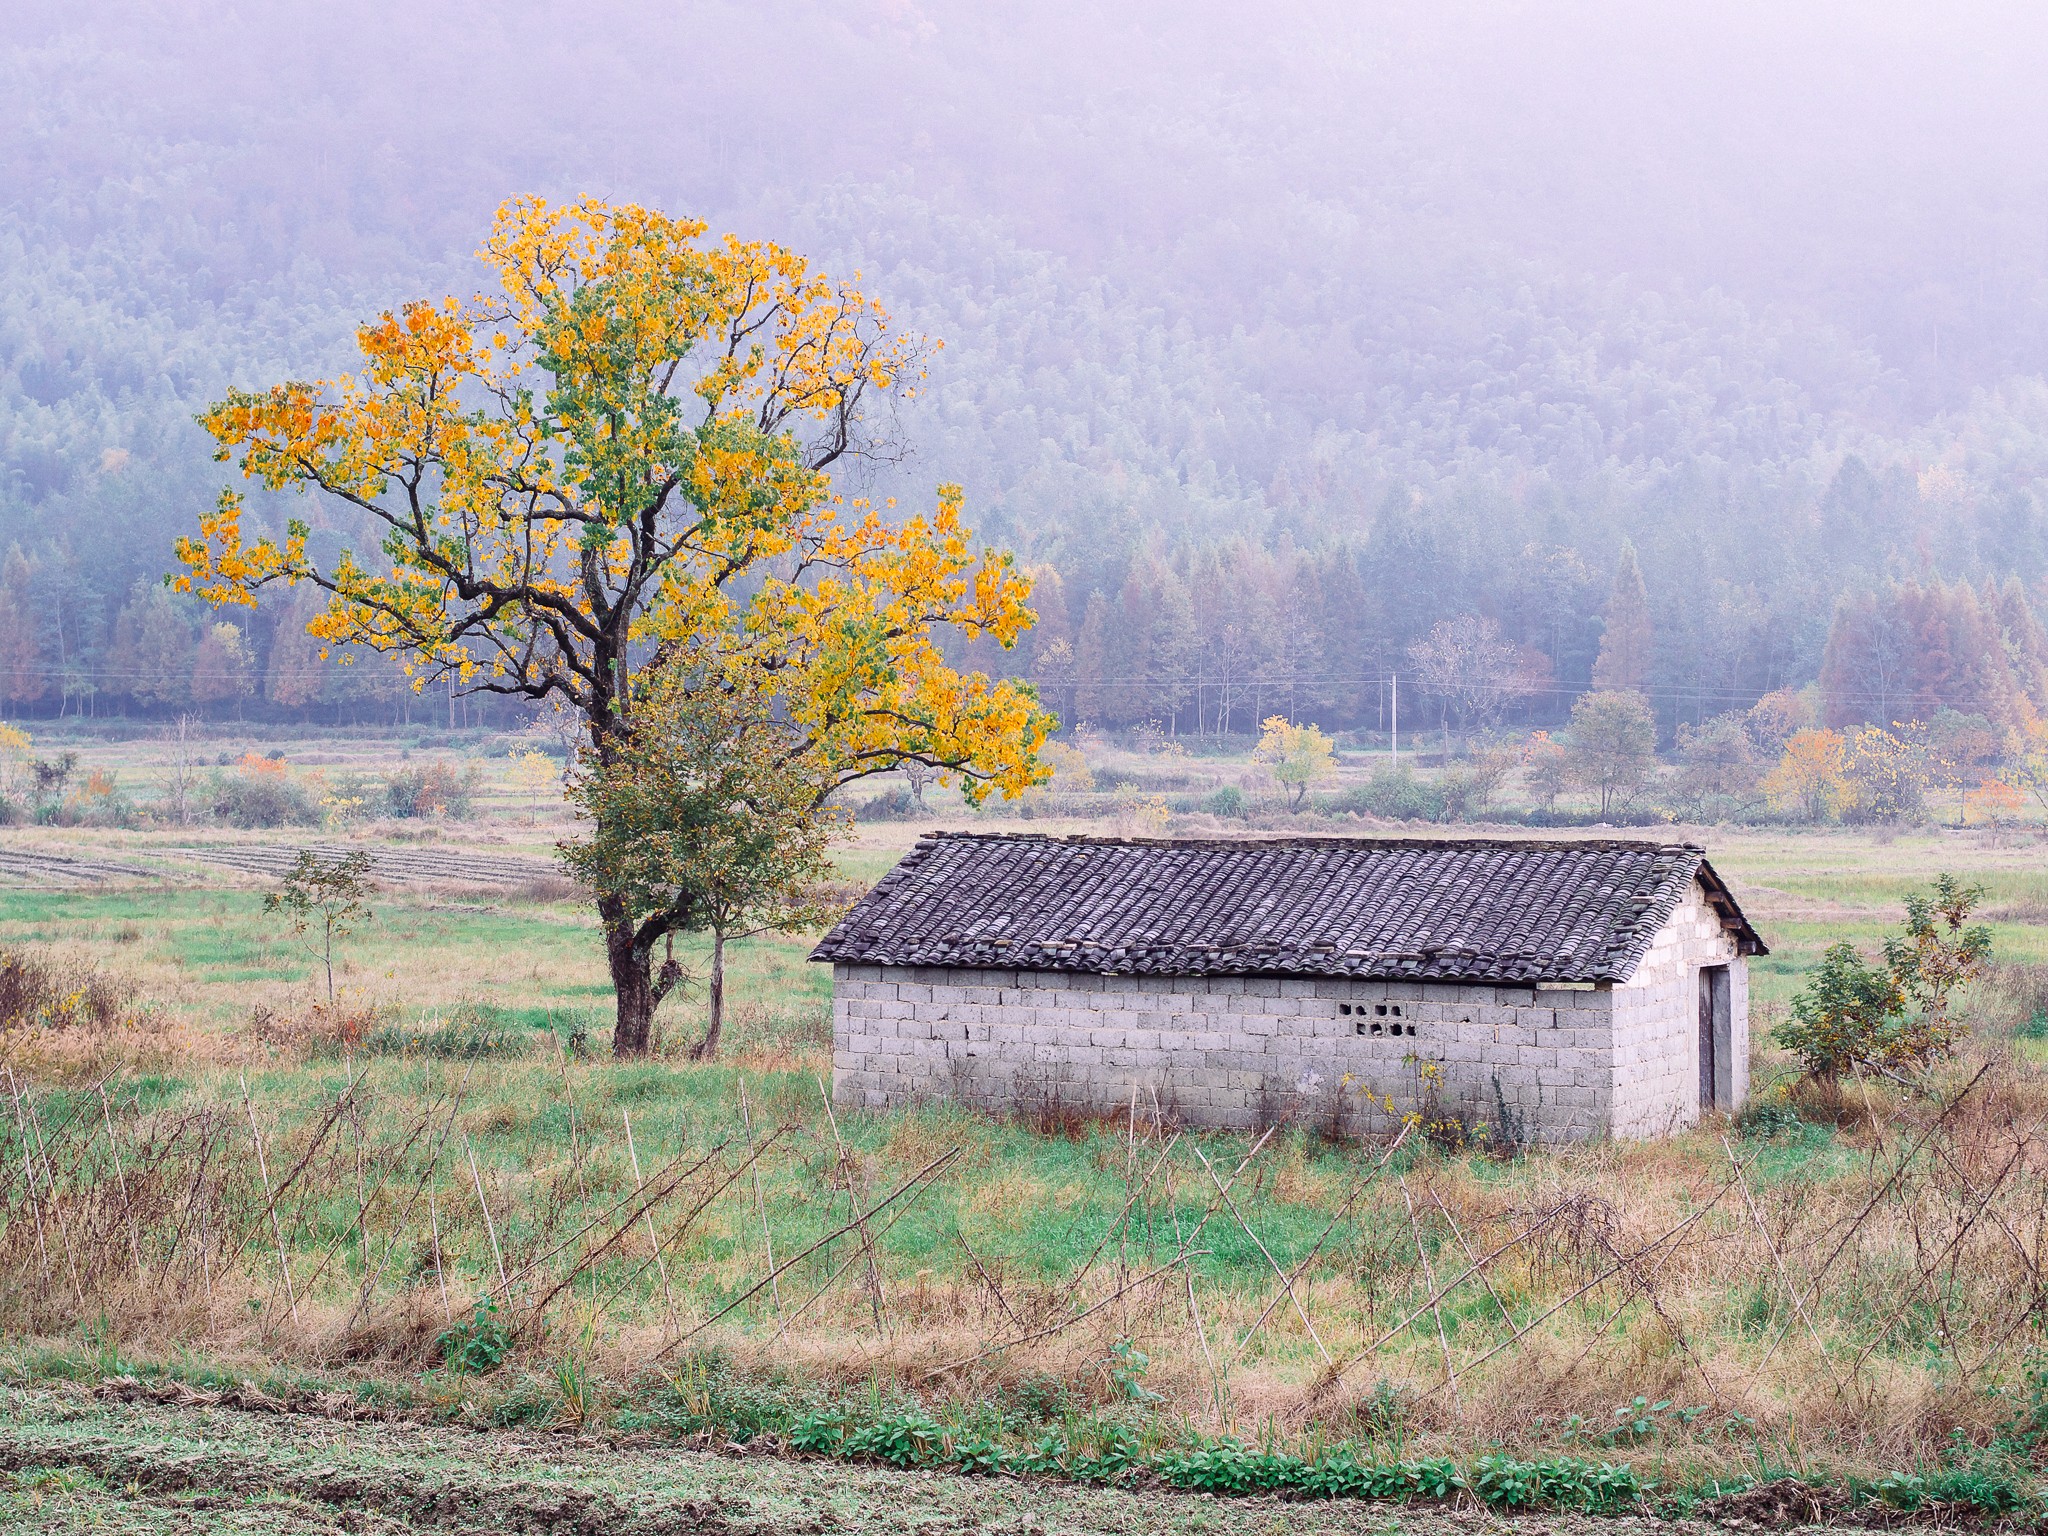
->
[812,833,1764,984]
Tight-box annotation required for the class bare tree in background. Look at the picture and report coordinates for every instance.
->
[1031,637,1078,727]
[156,715,201,826]
[1407,616,1531,756]
[901,759,940,810]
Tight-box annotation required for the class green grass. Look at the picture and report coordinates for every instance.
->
[4,816,2048,1494]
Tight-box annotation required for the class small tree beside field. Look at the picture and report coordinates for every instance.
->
[265,849,376,1005]
[562,661,843,1061]
[1562,690,1657,817]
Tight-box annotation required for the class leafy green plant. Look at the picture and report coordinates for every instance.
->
[262,848,374,1004]
[1104,1339,1161,1404]
[1734,1092,1804,1140]
[436,1298,512,1374]
[841,1410,946,1467]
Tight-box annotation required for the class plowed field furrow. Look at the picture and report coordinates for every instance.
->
[163,844,560,888]
[0,848,163,886]
[0,1385,1832,1536]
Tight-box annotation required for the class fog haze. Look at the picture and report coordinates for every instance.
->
[8,0,2048,728]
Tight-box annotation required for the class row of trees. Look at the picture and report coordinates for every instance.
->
[1536,692,2048,825]
[1236,685,2048,828]
[0,557,495,725]
[1000,528,2048,750]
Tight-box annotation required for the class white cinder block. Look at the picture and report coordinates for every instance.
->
[828,877,1750,1142]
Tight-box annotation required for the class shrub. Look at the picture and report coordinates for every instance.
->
[1775,874,1992,1081]
[1775,942,1905,1081]
[853,784,918,821]
[208,763,321,828]
[1733,1092,1804,1140]
[0,950,134,1031]
[384,762,479,819]
[1202,784,1247,818]
[1325,767,1448,821]
[367,1002,534,1060]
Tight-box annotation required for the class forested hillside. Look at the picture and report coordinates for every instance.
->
[7,0,2048,735]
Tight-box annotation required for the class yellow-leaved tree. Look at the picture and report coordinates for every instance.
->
[177,196,1052,1054]
[1254,716,1336,811]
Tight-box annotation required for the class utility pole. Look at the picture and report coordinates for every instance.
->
[1390,672,1398,765]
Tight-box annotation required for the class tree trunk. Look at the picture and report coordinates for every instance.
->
[690,925,726,1062]
[603,894,657,1057]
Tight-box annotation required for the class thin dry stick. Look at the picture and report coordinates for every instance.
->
[571,1131,800,1339]
[654,1146,961,1361]
[929,1134,1276,1380]
[1193,1140,1331,1364]
[428,1187,451,1322]
[500,1139,730,1295]
[1401,1177,1462,1417]
[6,1068,50,1276]
[302,1092,451,1304]
[14,1074,82,1308]
[345,1056,370,1278]
[1395,1160,1754,1403]
[1055,1132,1184,1314]
[1836,1147,2021,1393]
[194,1129,216,1304]
[1169,1165,1226,1426]
[550,1032,597,1303]
[737,1081,781,1317]
[240,1070,298,1323]
[344,1066,478,1323]
[956,1230,1024,1330]
[464,1133,510,1299]
[97,1082,146,1284]
[927,1244,1213,1379]
[1427,1185,1514,1333]
[1935,1150,2048,1390]
[1722,1133,1843,1393]
[1597,1227,1720,1405]
[213,1080,355,1275]
[817,1077,885,1332]
[531,1141,767,1334]
[622,1107,680,1341]
[1311,1194,1583,1400]
[1757,1062,1991,1372]
[770,1156,956,1345]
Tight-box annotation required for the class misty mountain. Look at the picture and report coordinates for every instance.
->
[6,0,2048,726]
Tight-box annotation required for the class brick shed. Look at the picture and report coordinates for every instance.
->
[813,834,1766,1143]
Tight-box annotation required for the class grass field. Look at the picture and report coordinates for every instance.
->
[4,725,2048,1519]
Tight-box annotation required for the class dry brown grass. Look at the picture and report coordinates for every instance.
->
[8,935,2048,1479]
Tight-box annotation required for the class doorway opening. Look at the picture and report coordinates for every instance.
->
[1698,965,1731,1110]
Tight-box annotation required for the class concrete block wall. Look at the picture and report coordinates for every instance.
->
[1608,883,1747,1139]
[832,964,1619,1142]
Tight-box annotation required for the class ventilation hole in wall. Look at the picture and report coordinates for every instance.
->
[1369,1021,1384,1036]
[1392,1005,1404,1017]
[1339,1003,1353,1015]
[1375,1004,1388,1016]
[1356,1019,1370,1036]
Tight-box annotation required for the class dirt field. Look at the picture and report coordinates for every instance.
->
[0,1385,1904,1536]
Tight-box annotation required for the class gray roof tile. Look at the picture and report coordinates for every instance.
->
[811,833,1764,983]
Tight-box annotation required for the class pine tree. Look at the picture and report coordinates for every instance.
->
[109,582,195,709]
[1074,591,1114,727]
[264,589,330,711]
[0,547,45,708]
[1591,541,1653,693]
